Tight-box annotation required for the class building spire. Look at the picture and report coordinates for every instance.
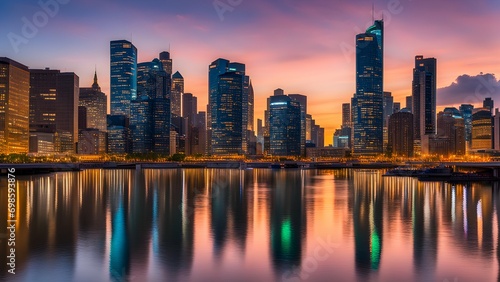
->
[92,68,101,91]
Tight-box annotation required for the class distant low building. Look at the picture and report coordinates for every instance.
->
[306,146,349,159]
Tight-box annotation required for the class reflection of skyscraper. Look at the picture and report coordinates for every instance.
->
[412,182,438,280]
[209,170,248,257]
[153,169,195,275]
[352,20,384,155]
[351,170,383,276]
[270,170,305,274]
[0,57,29,154]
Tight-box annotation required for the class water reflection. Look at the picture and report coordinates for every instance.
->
[0,169,498,281]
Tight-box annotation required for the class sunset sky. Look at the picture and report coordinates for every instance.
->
[2,0,500,145]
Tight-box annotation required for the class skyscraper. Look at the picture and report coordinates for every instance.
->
[171,71,183,118]
[131,59,170,154]
[208,58,252,155]
[0,58,30,154]
[388,111,414,157]
[269,95,301,156]
[412,55,437,141]
[110,40,137,117]
[288,94,307,156]
[352,19,384,155]
[459,104,474,146]
[79,71,107,131]
[383,92,393,127]
[342,103,351,126]
[471,108,492,150]
[183,92,197,155]
[29,68,79,153]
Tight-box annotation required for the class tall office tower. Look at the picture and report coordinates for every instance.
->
[183,93,197,155]
[110,40,137,117]
[342,103,351,126]
[79,71,107,131]
[383,92,393,127]
[194,111,206,155]
[483,97,494,113]
[269,94,301,156]
[352,19,384,155]
[405,96,412,112]
[171,71,183,118]
[459,104,474,146]
[29,68,79,153]
[412,55,437,143]
[208,58,251,155]
[388,111,414,157]
[0,58,29,154]
[471,108,492,150]
[289,94,307,156]
[131,59,170,154]
[393,102,401,113]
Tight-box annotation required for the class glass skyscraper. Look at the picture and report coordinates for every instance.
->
[269,95,301,156]
[208,58,252,155]
[110,40,137,117]
[131,59,170,154]
[352,20,384,155]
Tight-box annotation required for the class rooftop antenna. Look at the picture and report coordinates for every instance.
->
[372,1,374,22]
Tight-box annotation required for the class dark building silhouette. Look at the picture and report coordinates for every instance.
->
[388,111,414,157]
[29,68,79,153]
[352,20,384,155]
[107,115,130,154]
[0,57,29,154]
[412,55,437,153]
[483,97,494,113]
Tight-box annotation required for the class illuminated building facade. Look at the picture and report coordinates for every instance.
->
[471,108,492,150]
[0,57,30,154]
[110,40,137,117]
[269,95,301,156]
[79,71,107,132]
[29,68,79,153]
[209,58,252,155]
[352,20,384,155]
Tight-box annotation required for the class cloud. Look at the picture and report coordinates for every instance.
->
[437,73,500,107]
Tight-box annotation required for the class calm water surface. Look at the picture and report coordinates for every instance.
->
[0,168,499,281]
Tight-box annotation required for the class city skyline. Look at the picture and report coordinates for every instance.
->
[2,0,500,143]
